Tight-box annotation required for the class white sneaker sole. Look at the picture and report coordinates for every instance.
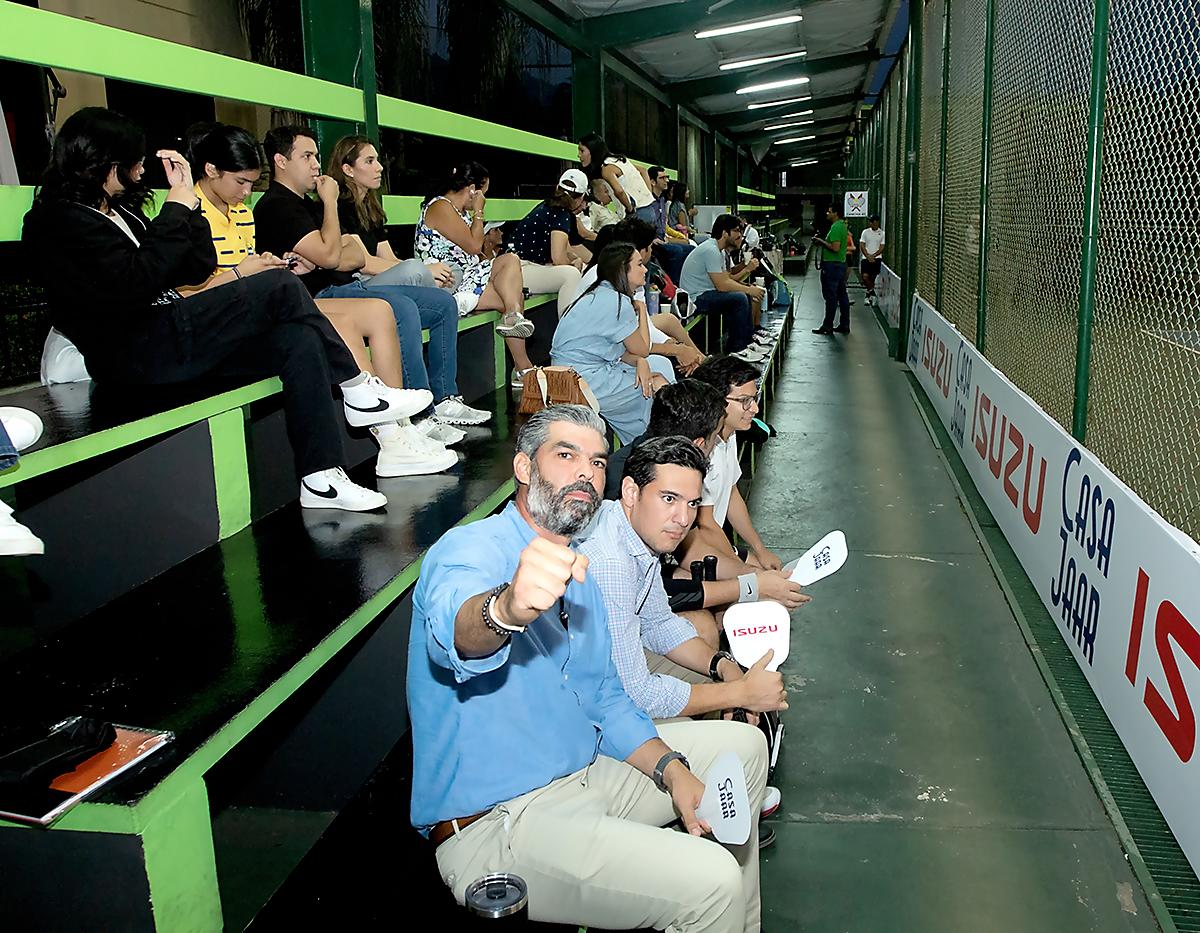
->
[376,449,458,477]
[496,320,535,338]
[299,488,388,511]
[435,408,490,426]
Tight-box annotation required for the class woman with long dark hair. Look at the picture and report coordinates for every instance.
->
[415,160,534,383]
[577,132,654,219]
[23,107,432,510]
[550,241,667,443]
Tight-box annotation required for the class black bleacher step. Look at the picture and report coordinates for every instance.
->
[0,388,518,805]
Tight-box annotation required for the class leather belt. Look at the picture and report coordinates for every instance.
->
[429,810,489,849]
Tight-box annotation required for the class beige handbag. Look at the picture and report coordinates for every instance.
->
[517,366,600,416]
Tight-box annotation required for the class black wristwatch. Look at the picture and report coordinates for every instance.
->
[652,751,690,792]
[709,650,743,683]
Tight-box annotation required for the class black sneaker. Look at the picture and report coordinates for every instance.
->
[758,824,776,849]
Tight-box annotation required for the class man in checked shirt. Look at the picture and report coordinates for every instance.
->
[577,436,788,838]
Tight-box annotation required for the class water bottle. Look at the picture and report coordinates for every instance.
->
[646,285,661,316]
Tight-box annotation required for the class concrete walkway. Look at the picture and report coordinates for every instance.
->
[754,270,1156,932]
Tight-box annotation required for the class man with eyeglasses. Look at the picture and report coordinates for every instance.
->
[679,357,808,610]
[678,214,762,352]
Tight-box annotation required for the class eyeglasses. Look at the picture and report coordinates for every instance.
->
[726,394,758,411]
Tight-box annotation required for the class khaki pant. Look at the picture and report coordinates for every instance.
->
[435,719,768,932]
[520,260,582,316]
[647,649,710,686]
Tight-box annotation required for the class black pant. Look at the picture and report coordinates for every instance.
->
[97,270,358,477]
[820,261,850,330]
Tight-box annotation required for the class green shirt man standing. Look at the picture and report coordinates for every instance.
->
[812,205,852,334]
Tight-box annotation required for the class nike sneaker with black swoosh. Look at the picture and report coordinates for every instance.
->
[342,375,433,428]
[299,467,388,511]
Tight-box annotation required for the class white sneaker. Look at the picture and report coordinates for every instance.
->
[497,311,535,338]
[372,424,458,477]
[343,376,433,428]
[0,500,44,556]
[299,467,388,511]
[734,346,771,364]
[434,395,490,425]
[761,785,782,819]
[417,418,467,446]
[454,291,480,316]
[510,367,535,389]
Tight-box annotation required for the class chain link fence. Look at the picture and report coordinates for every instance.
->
[855,0,1199,544]
[939,0,986,343]
[1088,0,1200,537]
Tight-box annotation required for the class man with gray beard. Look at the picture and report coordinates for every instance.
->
[407,405,769,933]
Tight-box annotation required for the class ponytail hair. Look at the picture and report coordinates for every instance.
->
[424,160,490,205]
[184,122,262,180]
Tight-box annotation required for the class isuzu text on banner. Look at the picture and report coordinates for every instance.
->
[907,294,1200,873]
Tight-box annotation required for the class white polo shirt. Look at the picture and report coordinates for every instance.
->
[701,436,742,527]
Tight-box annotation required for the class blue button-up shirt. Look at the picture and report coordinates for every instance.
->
[407,502,657,832]
[577,500,699,719]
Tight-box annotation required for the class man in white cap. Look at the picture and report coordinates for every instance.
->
[504,169,593,316]
[480,220,506,261]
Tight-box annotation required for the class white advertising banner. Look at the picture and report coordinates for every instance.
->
[875,262,901,329]
[907,294,1200,873]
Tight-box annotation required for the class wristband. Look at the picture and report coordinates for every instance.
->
[481,582,525,636]
[736,572,759,604]
[709,649,742,683]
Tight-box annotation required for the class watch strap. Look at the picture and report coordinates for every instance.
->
[652,751,690,792]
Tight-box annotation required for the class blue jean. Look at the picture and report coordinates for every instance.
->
[820,262,850,330]
[0,418,17,471]
[695,290,753,353]
[317,280,458,401]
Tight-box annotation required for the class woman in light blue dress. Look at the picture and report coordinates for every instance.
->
[551,241,669,443]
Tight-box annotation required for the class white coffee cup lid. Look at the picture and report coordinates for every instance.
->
[694,750,752,845]
[783,530,848,586]
[723,601,790,672]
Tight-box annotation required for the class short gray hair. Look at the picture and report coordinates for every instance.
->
[516,405,608,459]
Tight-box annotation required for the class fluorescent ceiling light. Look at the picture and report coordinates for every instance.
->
[773,135,816,145]
[763,119,814,131]
[746,96,812,111]
[791,159,819,166]
[696,14,802,39]
[719,50,806,71]
[764,109,813,120]
[736,76,811,95]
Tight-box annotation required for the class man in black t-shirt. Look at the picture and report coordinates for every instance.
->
[255,126,488,437]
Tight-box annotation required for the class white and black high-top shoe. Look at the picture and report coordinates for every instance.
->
[342,376,433,428]
[299,467,388,511]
